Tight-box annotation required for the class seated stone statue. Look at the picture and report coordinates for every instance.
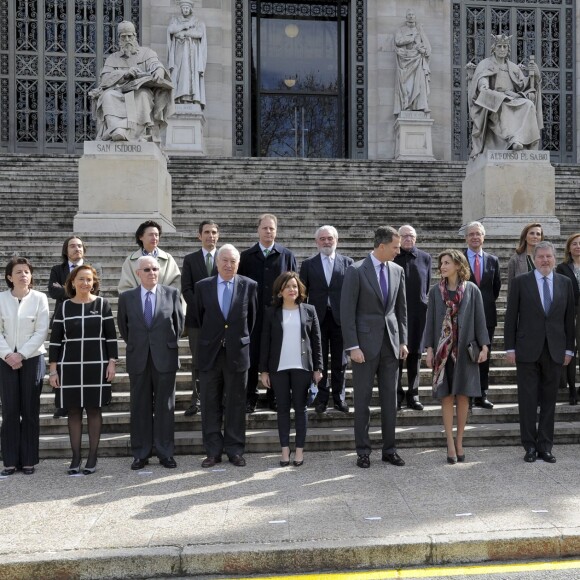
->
[468,34,543,158]
[90,21,174,142]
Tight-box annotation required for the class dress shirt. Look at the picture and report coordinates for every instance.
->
[68,259,84,271]
[277,308,304,371]
[466,249,483,281]
[259,243,275,256]
[142,248,159,258]
[140,285,157,317]
[217,275,234,312]
[370,252,388,298]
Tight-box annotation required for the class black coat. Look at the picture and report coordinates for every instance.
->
[556,261,580,305]
[181,249,218,328]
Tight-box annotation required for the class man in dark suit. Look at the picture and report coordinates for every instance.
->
[300,225,353,413]
[181,220,219,416]
[505,241,575,464]
[464,221,501,409]
[341,226,408,469]
[193,244,258,467]
[118,256,185,470]
[394,225,431,411]
[238,213,297,413]
[48,235,87,419]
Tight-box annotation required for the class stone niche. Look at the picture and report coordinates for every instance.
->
[461,150,560,237]
[74,142,176,233]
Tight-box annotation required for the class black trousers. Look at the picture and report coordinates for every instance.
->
[476,326,495,397]
[316,311,347,406]
[397,352,421,405]
[187,328,200,406]
[200,348,247,458]
[0,355,44,467]
[129,353,176,460]
[516,341,561,453]
[246,322,275,407]
[271,368,311,448]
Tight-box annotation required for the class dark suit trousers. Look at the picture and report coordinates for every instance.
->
[397,352,421,404]
[477,326,495,396]
[271,368,311,448]
[187,328,200,406]
[0,356,44,467]
[129,353,176,460]
[247,323,276,407]
[353,334,399,456]
[200,349,247,458]
[316,311,347,405]
[516,341,561,453]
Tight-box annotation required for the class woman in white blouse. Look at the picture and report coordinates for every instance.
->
[260,272,323,467]
[0,258,49,476]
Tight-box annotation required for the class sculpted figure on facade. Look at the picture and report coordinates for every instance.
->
[167,0,207,108]
[394,9,431,115]
[468,34,543,158]
[90,21,174,142]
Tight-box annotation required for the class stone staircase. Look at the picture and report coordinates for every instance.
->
[1,154,580,457]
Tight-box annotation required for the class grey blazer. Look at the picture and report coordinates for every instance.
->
[117,285,185,374]
[340,255,407,359]
[507,252,531,296]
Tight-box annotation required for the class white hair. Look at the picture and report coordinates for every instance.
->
[466,221,486,236]
[137,255,160,270]
[315,225,338,240]
[217,243,240,261]
[398,224,417,236]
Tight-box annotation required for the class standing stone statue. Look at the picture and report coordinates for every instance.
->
[394,9,431,115]
[90,21,174,142]
[468,34,543,158]
[167,0,207,108]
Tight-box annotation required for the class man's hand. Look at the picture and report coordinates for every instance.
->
[399,344,408,360]
[564,354,573,366]
[505,351,516,365]
[349,348,365,364]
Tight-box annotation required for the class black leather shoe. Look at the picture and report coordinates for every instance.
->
[315,402,327,414]
[407,400,424,411]
[159,457,177,468]
[22,467,35,475]
[131,458,149,470]
[524,448,537,463]
[569,394,578,406]
[53,408,67,418]
[382,452,405,466]
[397,401,402,411]
[356,454,370,468]
[201,456,222,468]
[334,401,349,413]
[474,397,494,409]
[229,454,246,467]
[1,467,16,476]
[184,404,199,417]
[268,400,278,412]
[538,451,556,463]
[245,403,256,414]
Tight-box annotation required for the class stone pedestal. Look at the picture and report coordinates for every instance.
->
[394,111,435,161]
[461,150,559,237]
[74,142,175,233]
[163,103,206,156]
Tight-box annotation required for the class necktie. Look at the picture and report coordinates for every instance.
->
[206,252,213,276]
[474,253,481,286]
[543,276,552,314]
[144,291,153,327]
[379,263,388,309]
[222,281,232,318]
[324,256,332,285]
[264,248,270,258]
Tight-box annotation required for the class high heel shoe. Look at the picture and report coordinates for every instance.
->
[457,454,465,462]
[447,456,457,465]
[279,460,290,467]
[292,459,304,467]
[67,460,82,475]
[83,458,97,475]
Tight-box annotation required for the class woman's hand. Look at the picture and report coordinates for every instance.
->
[313,370,323,384]
[49,372,60,389]
[106,360,116,382]
[5,352,23,370]
[425,348,434,369]
[478,345,489,363]
[261,372,271,389]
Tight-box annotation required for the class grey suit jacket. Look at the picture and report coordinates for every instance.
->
[340,255,407,360]
[117,284,185,374]
[504,271,575,364]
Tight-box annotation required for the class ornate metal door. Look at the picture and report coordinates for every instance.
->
[452,0,575,162]
[0,0,140,154]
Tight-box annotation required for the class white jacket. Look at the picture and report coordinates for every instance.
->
[0,289,49,360]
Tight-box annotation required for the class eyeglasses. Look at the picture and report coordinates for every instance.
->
[141,267,159,272]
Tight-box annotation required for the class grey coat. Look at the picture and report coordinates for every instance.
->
[424,281,489,398]
[507,252,531,296]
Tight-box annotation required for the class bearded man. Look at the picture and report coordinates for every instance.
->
[91,21,174,142]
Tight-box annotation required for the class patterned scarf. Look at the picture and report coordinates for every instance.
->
[432,279,465,393]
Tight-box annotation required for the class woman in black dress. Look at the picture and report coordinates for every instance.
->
[48,265,117,475]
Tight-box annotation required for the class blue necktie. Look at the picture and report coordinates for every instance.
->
[144,291,153,327]
[222,281,232,318]
[543,276,552,314]
[379,263,388,309]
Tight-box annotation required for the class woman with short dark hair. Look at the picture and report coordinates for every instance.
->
[0,257,49,476]
[260,272,323,467]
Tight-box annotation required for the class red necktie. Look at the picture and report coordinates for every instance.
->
[474,254,481,286]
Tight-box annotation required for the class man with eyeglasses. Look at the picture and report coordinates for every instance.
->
[394,225,431,411]
[118,256,184,470]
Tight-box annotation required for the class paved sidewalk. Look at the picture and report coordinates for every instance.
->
[2,445,580,579]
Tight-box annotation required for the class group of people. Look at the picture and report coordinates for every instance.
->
[1,216,578,476]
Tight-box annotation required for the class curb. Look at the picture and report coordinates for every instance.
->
[2,530,580,579]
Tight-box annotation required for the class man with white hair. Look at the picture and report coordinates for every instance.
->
[91,20,174,141]
[300,225,353,413]
[193,244,258,468]
[117,256,184,470]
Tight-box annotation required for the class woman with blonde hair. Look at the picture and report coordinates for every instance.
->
[425,249,489,464]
